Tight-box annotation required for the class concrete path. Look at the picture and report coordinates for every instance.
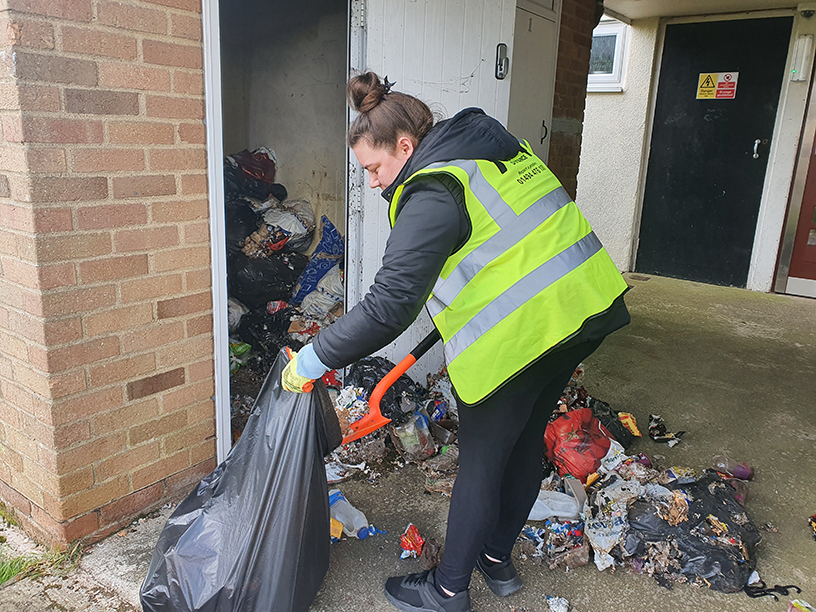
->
[1,274,814,611]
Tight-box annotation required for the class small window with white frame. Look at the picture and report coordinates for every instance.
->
[587,18,628,92]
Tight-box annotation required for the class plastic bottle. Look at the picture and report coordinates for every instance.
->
[393,412,436,461]
[328,489,370,539]
[712,455,753,480]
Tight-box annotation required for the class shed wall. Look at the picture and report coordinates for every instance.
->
[0,0,215,546]
[247,3,347,234]
[220,0,348,234]
[548,0,602,199]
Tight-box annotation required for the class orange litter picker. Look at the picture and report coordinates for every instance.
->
[342,329,442,445]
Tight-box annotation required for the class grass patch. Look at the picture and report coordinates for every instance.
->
[0,500,84,586]
[0,502,17,527]
[0,541,83,587]
[0,554,38,585]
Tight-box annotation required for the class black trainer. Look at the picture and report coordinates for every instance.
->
[384,569,472,612]
[475,552,523,597]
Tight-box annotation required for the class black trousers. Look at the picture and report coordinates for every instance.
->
[434,340,602,593]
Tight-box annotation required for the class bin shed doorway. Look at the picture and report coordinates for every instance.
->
[635,17,793,287]
[220,0,347,227]
[218,0,349,445]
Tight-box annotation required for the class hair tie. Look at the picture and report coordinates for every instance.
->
[383,76,396,94]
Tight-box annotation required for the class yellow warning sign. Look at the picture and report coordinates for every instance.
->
[697,73,717,98]
[697,72,739,99]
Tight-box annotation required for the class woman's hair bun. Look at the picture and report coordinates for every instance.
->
[347,71,387,113]
[346,71,434,149]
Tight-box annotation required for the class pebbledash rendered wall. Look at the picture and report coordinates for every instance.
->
[0,0,597,547]
[0,0,216,546]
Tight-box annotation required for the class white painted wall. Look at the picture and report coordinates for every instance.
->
[247,2,348,234]
[575,18,659,271]
[219,0,347,238]
[219,39,250,155]
[578,12,816,292]
[349,0,517,379]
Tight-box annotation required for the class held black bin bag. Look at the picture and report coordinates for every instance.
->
[140,350,342,612]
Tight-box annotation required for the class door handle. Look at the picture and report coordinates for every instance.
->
[753,139,761,159]
[495,43,509,80]
[540,120,548,144]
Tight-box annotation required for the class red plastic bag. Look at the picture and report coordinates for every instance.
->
[544,407,614,483]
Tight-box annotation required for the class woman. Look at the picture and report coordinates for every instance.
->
[283,72,630,612]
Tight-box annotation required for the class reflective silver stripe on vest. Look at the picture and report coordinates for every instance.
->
[422,159,518,227]
[443,231,603,363]
[431,186,572,313]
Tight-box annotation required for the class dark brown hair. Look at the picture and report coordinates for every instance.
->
[346,71,434,151]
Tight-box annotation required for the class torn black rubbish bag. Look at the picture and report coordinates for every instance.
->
[345,355,426,425]
[624,472,761,593]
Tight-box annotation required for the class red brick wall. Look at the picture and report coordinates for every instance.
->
[549,0,598,198]
[0,0,215,547]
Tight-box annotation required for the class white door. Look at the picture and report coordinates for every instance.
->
[348,0,518,381]
[507,0,560,161]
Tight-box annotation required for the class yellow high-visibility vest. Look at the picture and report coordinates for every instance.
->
[389,145,628,405]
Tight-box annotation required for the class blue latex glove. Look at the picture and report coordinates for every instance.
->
[295,343,329,380]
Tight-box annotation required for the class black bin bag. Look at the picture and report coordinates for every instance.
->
[140,350,342,612]
[624,472,761,592]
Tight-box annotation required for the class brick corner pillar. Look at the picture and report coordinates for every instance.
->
[0,0,217,548]
[549,0,599,199]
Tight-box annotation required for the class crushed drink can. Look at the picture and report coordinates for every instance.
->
[267,300,288,314]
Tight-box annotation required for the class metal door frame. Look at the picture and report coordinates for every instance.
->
[202,0,230,462]
[630,8,814,293]
[774,59,816,293]
[346,0,367,312]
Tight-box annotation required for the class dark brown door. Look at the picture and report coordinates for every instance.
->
[788,152,816,281]
[636,17,793,287]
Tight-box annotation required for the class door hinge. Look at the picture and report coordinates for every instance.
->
[352,0,366,29]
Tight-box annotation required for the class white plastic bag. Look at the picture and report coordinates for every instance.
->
[584,502,628,571]
[316,263,343,298]
[262,199,315,253]
[300,290,339,318]
[228,297,249,332]
[527,489,581,521]
[299,264,343,318]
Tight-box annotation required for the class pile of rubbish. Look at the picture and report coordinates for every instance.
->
[517,366,762,594]
[225,147,346,440]
[319,360,781,607]
[323,358,461,495]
